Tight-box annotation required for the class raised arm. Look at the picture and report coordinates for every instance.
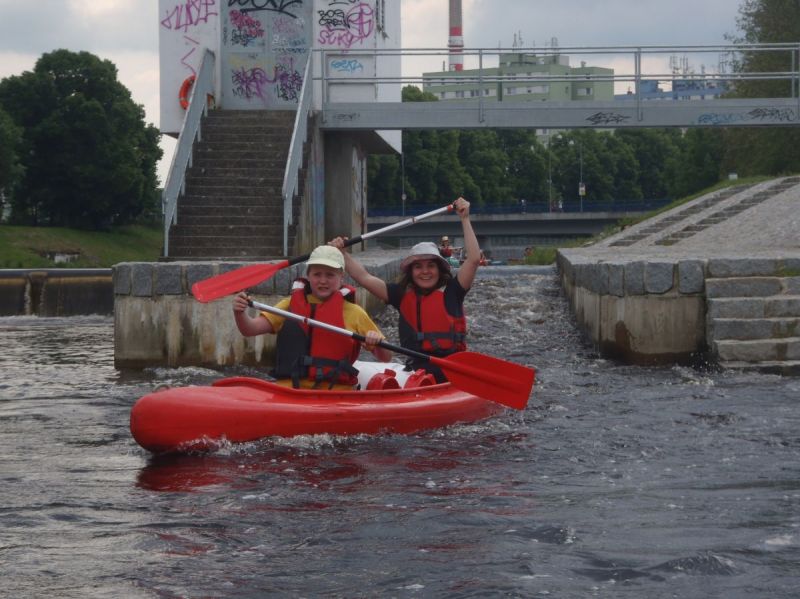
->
[329,237,389,303]
[453,197,480,291]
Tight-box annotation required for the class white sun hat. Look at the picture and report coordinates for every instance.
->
[306,245,345,270]
[400,241,451,273]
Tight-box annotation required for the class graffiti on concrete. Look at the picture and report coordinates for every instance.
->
[272,58,304,101]
[231,66,270,99]
[330,58,364,73]
[227,0,304,18]
[318,2,374,48]
[161,0,219,32]
[586,112,631,125]
[697,107,797,125]
[229,10,265,47]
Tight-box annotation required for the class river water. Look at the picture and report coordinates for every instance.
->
[2,266,799,598]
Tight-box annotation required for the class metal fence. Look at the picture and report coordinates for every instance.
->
[368,197,673,217]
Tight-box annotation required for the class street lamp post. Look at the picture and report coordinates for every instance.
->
[569,139,585,212]
[578,141,584,212]
[546,132,561,213]
[400,152,406,216]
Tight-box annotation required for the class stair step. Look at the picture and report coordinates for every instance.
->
[187,167,285,178]
[719,360,800,375]
[185,175,283,187]
[709,317,800,341]
[177,214,283,226]
[197,133,293,145]
[713,337,800,362]
[195,141,290,153]
[707,296,800,319]
[171,224,283,236]
[184,183,281,196]
[178,196,284,208]
[177,206,284,218]
[706,277,788,298]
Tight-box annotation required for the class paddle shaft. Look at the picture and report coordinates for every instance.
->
[286,203,455,266]
[248,299,534,410]
[191,203,454,302]
[249,300,424,360]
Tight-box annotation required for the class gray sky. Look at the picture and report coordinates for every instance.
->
[0,0,744,183]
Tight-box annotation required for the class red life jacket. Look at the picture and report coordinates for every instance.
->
[397,286,467,357]
[273,279,361,388]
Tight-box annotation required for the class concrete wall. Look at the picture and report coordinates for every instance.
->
[325,134,368,242]
[113,256,401,369]
[0,269,112,317]
[557,250,708,364]
[159,0,403,134]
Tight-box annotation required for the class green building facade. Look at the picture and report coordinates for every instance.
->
[422,52,614,103]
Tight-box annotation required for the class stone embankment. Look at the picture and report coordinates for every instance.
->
[557,176,800,373]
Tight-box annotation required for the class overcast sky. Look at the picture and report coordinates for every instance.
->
[0,0,744,184]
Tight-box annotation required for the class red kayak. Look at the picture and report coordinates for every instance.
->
[130,374,505,453]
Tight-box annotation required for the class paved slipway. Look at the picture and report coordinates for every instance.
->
[558,176,800,372]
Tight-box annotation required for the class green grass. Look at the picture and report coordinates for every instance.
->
[0,224,163,268]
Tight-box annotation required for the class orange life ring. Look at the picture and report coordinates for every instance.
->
[179,75,196,110]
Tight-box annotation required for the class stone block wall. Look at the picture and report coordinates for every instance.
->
[113,256,402,369]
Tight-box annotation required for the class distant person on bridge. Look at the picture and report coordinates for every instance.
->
[329,197,481,383]
[232,245,391,390]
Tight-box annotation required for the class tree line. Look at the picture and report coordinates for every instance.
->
[0,1,795,228]
[368,0,800,209]
[0,49,162,229]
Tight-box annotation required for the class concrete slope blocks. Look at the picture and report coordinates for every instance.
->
[558,252,800,371]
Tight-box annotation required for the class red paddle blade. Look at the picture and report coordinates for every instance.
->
[191,261,289,303]
[431,351,535,410]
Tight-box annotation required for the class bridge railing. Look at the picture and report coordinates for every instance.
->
[161,49,215,258]
[282,57,313,256]
[368,198,673,217]
[315,43,800,103]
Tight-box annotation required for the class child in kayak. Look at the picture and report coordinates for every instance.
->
[329,197,480,383]
[232,245,391,390]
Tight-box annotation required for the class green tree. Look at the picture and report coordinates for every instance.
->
[675,128,725,197]
[615,129,683,199]
[0,49,162,228]
[459,130,512,205]
[723,0,800,176]
[0,106,23,218]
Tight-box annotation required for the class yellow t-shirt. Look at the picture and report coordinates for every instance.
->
[260,295,382,337]
[259,295,384,390]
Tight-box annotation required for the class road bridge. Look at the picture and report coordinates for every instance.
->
[365,208,645,258]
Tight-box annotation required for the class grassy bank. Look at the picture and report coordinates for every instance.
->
[0,224,162,268]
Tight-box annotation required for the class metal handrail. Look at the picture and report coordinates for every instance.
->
[161,49,215,257]
[314,43,800,102]
[281,57,314,257]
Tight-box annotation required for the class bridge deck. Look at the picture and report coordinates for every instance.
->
[321,98,799,130]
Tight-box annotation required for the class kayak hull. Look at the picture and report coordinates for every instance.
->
[130,376,504,453]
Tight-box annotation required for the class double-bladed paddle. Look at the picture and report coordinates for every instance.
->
[192,204,455,303]
[248,299,535,410]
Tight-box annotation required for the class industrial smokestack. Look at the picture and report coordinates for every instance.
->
[448,0,464,72]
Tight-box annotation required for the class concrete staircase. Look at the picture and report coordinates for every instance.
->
[707,273,800,374]
[166,110,302,261]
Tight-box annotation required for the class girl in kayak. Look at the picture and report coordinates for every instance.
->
[329,197,481,383]
[233,245,391,390]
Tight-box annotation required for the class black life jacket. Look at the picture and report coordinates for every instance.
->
[272,279,361,388]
